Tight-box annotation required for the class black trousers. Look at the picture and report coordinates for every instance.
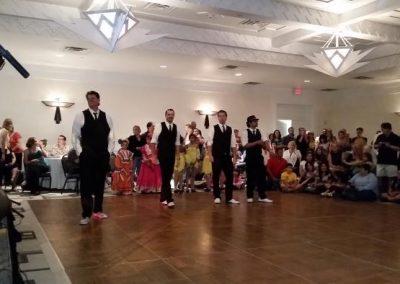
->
[159,156,174,203]
[246,158,267,199]
[79,152,109,218]
[212,156,234,202]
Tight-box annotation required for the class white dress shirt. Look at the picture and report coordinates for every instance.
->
[283,149,302,166]
[71,108,115,156]
[241,128,266,146]
[207,124,236,147]
[150,121,181,145]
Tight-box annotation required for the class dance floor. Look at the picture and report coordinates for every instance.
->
[29,191,400,283]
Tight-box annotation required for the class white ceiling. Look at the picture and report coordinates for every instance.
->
[1,0,400,91]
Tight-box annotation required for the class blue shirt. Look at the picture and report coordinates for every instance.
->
[349,173,378,194]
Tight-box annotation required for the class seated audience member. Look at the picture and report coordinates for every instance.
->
[317,161,334,194]
[342,164,378,201]
[300,151,318,177]
[328,143,346,181]
[351,127,368,147]
[23,137,50,194]
[299,161,317,193]
[280,164,301,192]
[283,141,301,173]
[38,139,49,157]
[315,146,328,163]
[49,135,70,156]
[381,171,400,203]
[266,147,287,189]
[111,139,133,195]
[0,147,20,190]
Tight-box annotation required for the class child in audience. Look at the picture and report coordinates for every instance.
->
[184,134,200,192]
[318,161,335,196]
[112,139,133,195]
[300,161,317,193]
[174,145,186,193]
[280,164,300,192]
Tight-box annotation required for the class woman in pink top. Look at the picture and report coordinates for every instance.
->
[9,125,23,169]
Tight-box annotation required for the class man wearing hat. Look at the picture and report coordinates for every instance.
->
[242,115,273,203]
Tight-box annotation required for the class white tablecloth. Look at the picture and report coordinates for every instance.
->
[44,157,76,190]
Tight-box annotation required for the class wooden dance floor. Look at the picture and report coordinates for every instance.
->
[29,191,400,283]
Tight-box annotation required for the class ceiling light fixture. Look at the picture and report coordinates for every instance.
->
[304,80,311,83]
[235,73,243,77]
[84,0,139,51]
[305,32,374,77]
[159,65,168,68]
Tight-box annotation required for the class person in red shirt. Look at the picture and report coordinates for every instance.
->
[266,147,287,190]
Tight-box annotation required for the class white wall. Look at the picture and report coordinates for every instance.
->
[322,88,400,140]
[0,64,324,148]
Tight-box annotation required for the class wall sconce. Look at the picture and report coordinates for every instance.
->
[395,112,400,117]
[196,110,217,129]
[41,99,74,124]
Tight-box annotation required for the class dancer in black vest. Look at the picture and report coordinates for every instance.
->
[72,91,115,225]
[208,110,240,204]
[242,115,273,203]
[150,109,180,208]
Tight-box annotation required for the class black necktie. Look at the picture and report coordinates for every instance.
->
[169,124,172,131]
[222,125,226,133]
[94,112,98,120]
[253,130,256,135]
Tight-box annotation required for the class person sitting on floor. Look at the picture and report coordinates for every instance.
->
[342,164,378,202]
[280,163,301,192]
[266,147,287,190]
[299,161,317,193]
[381,171,400,203]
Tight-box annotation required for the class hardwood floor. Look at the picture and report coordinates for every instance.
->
[29,191,400,284]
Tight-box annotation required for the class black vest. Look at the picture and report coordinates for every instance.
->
[245,128,262,162]
[157,122,177,159]
[81,109,110,156]
[212,124,232,158]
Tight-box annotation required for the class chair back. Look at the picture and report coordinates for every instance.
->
[61,154,78,177]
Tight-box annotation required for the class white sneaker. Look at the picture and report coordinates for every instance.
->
[79,217,90,225]
[227,199,240,204]
[167,201,175,207]
[247,198,254,203]
[161,201,168,205]
[214,198,221,204]
[259,198,273,203]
